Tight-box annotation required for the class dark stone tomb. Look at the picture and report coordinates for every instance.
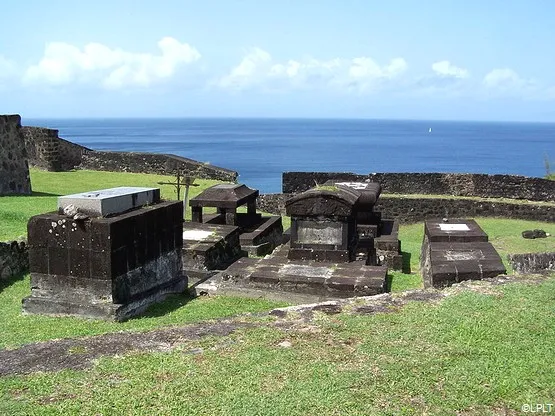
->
[420,218,506,288]
[182,221,242,282]
[192,184,389,303]
[323,181,403,270]
[286,185,360,262]
[23,187,185,321]
[212,244,388,304]
[189,183,282,256]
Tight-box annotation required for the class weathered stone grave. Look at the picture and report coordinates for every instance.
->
[23,187,185,321]
[286,185,360,262]
[189,183,283,256]
[328,181,403,270]
[191,185,388,303]
[182,222,242,281]
[420,218,506,288]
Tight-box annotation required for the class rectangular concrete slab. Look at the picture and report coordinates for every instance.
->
[58,187,160,218]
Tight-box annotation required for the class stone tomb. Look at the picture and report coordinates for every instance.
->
[200,244,388,304]
[23,187,185,321]
[326,181,403,270]
[189,183,283,256]
[182,221,242,281]
[192,185,389,303]
[286,185,360,262]
[420,219,506,288]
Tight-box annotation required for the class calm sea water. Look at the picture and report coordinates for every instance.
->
[26,118,555,193]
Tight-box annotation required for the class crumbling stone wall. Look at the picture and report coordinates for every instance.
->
[0,115,32,195]
[257,193,555,223]
[80,150,238,182]
[0,240,28,281]
[21,125,238,181]
[283,172,555,202]
[22,127,89,171]
[508,252,555,274]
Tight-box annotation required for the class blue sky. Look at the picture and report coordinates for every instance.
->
[1,1,554,121]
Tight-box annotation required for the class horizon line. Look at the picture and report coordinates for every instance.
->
[20,115,555,124]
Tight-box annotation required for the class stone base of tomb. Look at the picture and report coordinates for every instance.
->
[373,219,403,270]
[23,200,185,321]
[182,222,243,282]
[191,244,389,304]
[420,218,506,288]
[22,267,186,322]
[203,213,283,257]
[239,216,283,257]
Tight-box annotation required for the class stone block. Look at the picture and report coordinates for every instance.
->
[58,187,160,218]
[24,200,185,321]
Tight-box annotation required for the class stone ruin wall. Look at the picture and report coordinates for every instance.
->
[80,151,238,182]
[22,126,88,171]
[21,126,238,182]
[283,172,555,203]
[0,115,32,195]
[508,252,555,274]
[257,193,555,224]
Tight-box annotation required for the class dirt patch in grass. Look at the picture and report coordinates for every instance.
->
[0,320,252,376]
[0,273,550,377]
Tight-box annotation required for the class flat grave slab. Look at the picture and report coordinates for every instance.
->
[424,218,488,243]
[421,219,506,288]
[194,244,388,303]
[58,187,160,218]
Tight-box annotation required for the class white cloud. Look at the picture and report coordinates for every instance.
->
[431,60,469,79]
[0,55,17,82]
[24,37,201,89]
[483,68,528,89]
[216,48,408,93]
[217,47,273,89]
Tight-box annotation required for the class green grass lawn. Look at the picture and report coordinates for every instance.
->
[1,169,555,414]
[1,169,554,348]
[2,279,554,415]
[0,168,225,240]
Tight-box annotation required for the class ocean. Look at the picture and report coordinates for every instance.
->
[25,118,555,193]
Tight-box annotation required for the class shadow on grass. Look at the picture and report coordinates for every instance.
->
[31,191,62,197]
[134,293,195,319]
[402,251,412,274]
[0,270,28,293]
[384,274,393,292]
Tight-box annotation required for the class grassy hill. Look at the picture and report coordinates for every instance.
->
[1,169,554,415]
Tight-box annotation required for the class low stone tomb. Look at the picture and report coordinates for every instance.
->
[420,218,506,288]
[190,183,283,256]
[23,187,185,321]
[325,181,403,270]
[182,221,242,282]
[194,244,388,304]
